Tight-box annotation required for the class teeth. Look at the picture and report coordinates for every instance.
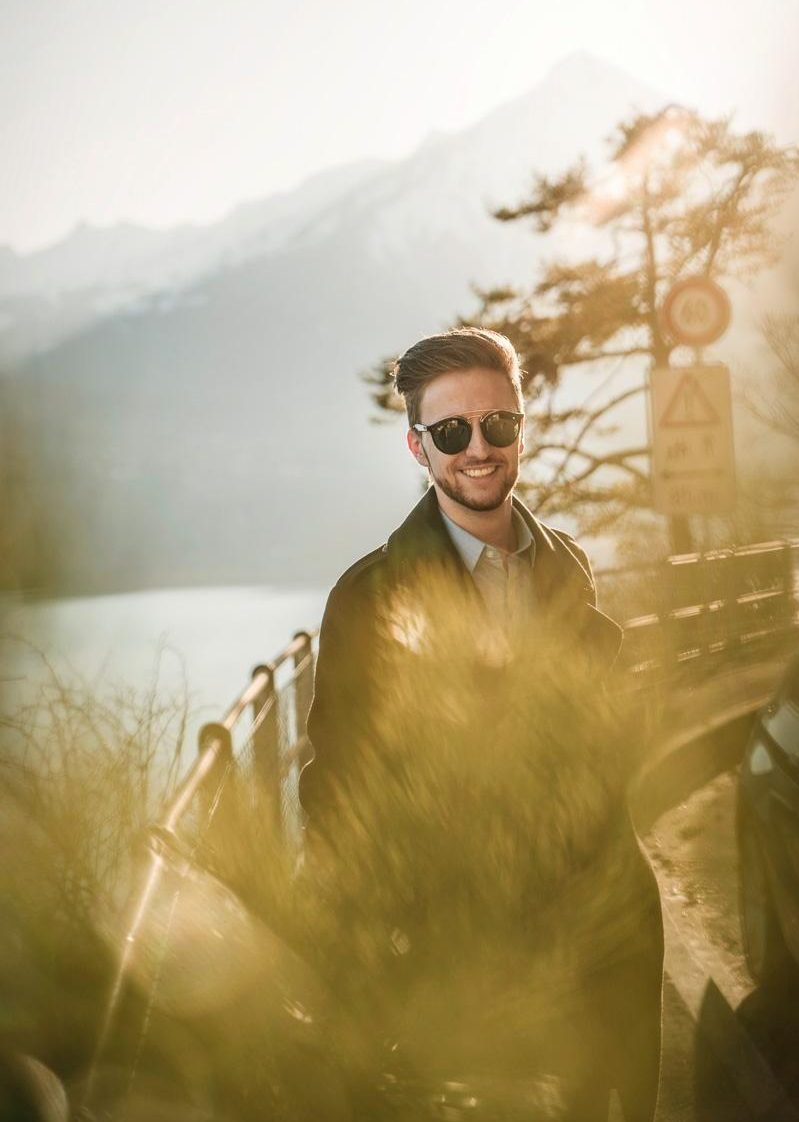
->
[462,466,496,477]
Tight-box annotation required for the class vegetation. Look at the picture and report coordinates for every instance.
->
[758,312,799,443]
[369,106,799,539]
[0,647,190,1087]
[0,583,654,1118]
[736,222,799,537]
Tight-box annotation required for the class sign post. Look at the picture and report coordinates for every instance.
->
[653,276,735,550]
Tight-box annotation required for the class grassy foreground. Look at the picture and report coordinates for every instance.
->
[0,578,660,1119]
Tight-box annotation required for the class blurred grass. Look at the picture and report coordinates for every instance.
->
[0,643,190,1085]
[0,573,661,1118]
[201,568,660,1109]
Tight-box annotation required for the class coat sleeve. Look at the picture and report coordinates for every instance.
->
[299,577,375,827]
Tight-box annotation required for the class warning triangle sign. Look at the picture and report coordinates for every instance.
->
[660,372,720,427]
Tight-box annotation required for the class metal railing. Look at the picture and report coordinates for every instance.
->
[82,630,319,1109]
[198,628,318,843]
[598,539,799,680]
[156,540,799,845]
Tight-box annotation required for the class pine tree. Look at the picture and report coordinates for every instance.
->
[369,106,798,536]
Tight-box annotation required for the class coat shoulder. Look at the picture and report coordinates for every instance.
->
[332,543,389,599]
[541,522,596,592]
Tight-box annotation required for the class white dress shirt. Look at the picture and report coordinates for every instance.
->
[441,507,537,632]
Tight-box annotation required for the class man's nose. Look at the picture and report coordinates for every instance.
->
[466,420,492,456]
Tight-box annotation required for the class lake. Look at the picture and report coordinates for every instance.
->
[0,585,328,756]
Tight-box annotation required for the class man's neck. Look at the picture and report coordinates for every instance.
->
[435,488,516,552]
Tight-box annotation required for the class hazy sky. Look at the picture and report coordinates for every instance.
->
[2,0,797,253]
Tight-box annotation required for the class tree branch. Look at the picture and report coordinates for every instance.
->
[558,347,652,366]
[548,383,648,488]
[640,175,668,363]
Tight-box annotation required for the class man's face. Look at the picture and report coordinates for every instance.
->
[406,367,524,513]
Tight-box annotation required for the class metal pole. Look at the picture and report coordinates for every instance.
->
[292,631,315,770]
[250,663,282,834]
[668,515,694,555]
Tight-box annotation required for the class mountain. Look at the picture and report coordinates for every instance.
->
[1,53,664,594]
[0,159,386,364]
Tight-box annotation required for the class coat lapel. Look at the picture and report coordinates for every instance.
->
[384,485,623,667]
[385,487,471,584]
[513,496,623,663]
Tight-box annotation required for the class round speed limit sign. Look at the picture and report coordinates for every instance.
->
[661,276,731,347]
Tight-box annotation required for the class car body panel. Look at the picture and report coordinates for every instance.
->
[739,652,799,966]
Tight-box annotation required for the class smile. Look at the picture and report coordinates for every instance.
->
[460,466,499,478]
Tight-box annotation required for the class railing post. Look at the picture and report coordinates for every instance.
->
[700,548,731,659]
[292,630,315,770]
[665,551,702,670]
[714,548,736,656]
[190,721,238,867]
[782,541,796,632]
[250,663,282,834]
[731,545,747,650]
[657,554,676,673]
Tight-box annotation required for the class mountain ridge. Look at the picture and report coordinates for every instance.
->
[1,53,666,594]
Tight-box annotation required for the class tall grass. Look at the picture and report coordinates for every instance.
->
[189,568,662,1117]
[0,575,662,1119]
[0,643,191,1086]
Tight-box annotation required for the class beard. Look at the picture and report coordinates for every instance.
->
[430,462,517,512]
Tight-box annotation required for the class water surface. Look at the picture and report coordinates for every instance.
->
[0,585,327,753]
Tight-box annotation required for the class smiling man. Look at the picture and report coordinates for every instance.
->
[301,328,623,817]
[299,327,663,1122]
[301,326,628,810]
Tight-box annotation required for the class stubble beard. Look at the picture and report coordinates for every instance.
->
[432,463,516,513]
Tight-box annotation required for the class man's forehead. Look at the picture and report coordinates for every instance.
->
[419,366,518,419]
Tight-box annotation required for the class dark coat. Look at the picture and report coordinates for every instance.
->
[300,487,663,1121]
[301,487,623,820]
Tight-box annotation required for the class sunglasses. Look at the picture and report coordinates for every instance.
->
[413,410,524,455]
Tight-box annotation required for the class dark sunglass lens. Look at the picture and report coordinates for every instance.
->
[482,411,520,447]
[432,417,472,454]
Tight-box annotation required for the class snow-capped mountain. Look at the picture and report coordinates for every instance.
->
[1,53,664,594]
[0,159,386,362]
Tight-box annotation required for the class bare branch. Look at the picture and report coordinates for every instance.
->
[549,384,648,488]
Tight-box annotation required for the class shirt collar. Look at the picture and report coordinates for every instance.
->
[441,507,535,574]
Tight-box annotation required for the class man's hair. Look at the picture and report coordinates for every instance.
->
[391,327,524,427]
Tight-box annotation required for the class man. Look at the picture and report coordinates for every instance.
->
[299,328,662,1121]
[301,327,625,816]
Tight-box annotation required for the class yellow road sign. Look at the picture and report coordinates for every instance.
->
[650,364,736,515]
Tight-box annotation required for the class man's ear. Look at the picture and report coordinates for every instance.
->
[407,428,429,468]
[519,416,525,458]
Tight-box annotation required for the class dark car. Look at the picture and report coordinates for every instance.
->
[738,649,799,984]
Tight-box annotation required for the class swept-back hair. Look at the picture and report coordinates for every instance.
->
[391,327,524,426]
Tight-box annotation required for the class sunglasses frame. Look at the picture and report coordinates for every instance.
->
[413,409,524,455]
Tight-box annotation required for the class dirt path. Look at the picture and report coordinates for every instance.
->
[645,769,753,1005]
[643,768,799,1120]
